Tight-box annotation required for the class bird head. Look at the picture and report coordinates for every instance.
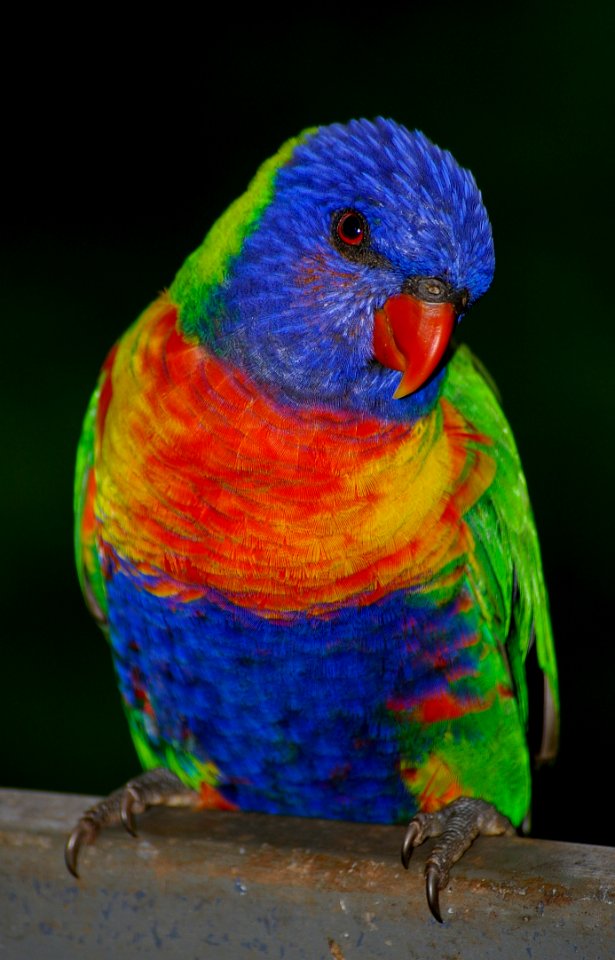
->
[171,118,495,422]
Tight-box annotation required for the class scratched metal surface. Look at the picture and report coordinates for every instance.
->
[0,789,613,959]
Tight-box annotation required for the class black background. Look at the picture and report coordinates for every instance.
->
[3,4,613,846]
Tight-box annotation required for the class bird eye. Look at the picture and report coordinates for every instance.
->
[331,209,387,267]
[334,210,367,247]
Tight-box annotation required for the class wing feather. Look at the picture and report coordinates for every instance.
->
[443,344,559,759]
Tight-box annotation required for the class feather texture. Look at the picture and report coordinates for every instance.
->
[75,119,557,831]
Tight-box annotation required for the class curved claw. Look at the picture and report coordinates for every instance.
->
[426,864,443,923]
[64,817,96,879]
[401,821,420,869]
[64,829,81,878]
[120,788,139,837]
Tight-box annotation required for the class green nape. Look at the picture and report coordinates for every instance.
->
[170,127,318,340]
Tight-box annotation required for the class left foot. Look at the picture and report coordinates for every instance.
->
[65,768,200,877]
[401,796,515,922]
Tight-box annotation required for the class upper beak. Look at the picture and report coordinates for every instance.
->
[373,285,463,399]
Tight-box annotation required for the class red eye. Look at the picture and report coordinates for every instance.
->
[336,211,366,246]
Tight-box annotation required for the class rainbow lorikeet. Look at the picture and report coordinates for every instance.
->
[66,118,558,921]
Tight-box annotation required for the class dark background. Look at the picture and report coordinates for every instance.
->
[3,5,613,846]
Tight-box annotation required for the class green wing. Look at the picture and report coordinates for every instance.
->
[443,344,559,762]
[74,368,109,626]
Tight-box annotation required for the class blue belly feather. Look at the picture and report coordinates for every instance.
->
[106,561,479,823]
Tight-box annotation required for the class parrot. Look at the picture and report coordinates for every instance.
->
[66,117,558,922]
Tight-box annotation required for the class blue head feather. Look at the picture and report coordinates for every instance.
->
[214,118,495,422]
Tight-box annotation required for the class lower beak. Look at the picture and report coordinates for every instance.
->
[373,293,456,398]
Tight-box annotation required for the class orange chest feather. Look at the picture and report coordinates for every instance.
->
[94,297,495,614]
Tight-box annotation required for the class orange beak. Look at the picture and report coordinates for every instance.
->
[373,293,456,398]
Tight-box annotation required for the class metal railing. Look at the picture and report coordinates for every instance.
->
[0,788,613,959]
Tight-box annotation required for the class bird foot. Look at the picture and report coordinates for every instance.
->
[65,767,200,877]
[401,796,515,922]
